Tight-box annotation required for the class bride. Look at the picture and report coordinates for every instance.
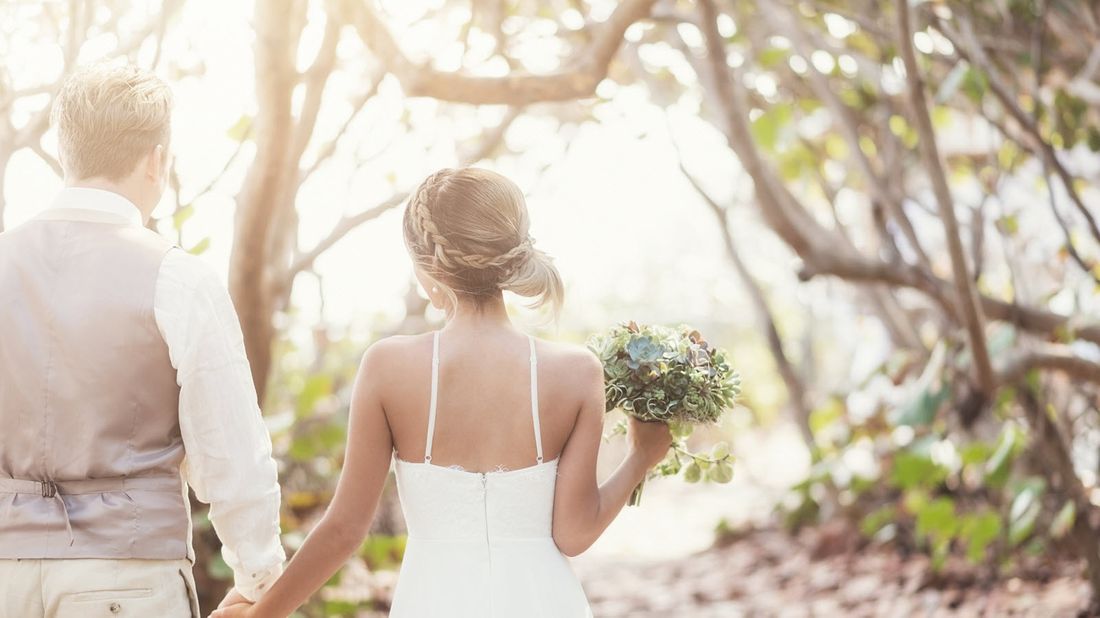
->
[213,167,671,617]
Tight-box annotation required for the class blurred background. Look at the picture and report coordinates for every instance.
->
[3,0,1100,615]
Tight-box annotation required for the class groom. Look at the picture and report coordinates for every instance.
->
[0,65,284,616]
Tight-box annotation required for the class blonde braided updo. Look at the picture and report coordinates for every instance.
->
[403,167,564,316]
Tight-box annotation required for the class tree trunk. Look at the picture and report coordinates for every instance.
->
[895,1,994,401]
[228,0,303,401]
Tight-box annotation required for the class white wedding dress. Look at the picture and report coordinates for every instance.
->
[389,332,593,617]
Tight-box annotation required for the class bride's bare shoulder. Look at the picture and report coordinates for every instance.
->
[531,338,603,386]
[356,333,434,382]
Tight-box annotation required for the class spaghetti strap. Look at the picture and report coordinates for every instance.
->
[424,331,441,462]
[528,335,544,464]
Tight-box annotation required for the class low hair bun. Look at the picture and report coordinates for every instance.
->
[499,244,564,316]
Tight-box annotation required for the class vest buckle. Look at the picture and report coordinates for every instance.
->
[40,480,58,498]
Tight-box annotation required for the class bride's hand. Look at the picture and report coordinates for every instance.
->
[626,416,672,468]
[209,602,254,618]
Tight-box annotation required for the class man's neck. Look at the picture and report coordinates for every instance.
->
[66,179,151,221]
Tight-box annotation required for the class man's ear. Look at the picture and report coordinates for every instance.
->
[146,144,165,181]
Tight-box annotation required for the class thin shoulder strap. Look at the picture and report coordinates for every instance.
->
[528,335,544,464]
[424,331,441,463]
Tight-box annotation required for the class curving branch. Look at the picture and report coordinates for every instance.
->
[797,243,1100,348]
[343,0,658,105]
[287,192,408,281]
[291,2,344,163]
[998,349,1100,387]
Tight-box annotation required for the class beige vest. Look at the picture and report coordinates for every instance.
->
[0,209,188,559]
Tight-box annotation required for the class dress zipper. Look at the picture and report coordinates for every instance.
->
[481,472,494,614]
[481,472,491,556]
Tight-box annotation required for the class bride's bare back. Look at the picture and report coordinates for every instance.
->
[376,326,593,473]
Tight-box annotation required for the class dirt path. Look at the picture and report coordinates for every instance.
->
[575,527,1091,617]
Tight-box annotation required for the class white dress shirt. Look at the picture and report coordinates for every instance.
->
[45,187,285,601]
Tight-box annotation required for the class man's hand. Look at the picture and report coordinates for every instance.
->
[217,588,251,609]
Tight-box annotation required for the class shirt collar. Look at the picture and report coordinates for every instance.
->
[48,187,144,227]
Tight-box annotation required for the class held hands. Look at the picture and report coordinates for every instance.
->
[626,416,672,469]
[209,588,255,618]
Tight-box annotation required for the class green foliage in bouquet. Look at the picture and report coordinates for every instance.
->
[588,321,741,505]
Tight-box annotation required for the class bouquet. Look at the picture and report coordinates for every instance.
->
[588,322,741,506]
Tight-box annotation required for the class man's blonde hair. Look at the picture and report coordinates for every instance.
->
[51,64,172,180]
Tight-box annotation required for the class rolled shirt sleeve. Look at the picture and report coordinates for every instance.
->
[154,248,286,601]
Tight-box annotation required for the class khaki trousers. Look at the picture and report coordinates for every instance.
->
[0,558,199,618]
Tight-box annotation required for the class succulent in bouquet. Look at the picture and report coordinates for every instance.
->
[587,321,741,505]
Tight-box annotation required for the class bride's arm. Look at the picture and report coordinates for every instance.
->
[223,344,395,618]
[551,352,671,557]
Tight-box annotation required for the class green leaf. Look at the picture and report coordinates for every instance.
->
[998,214,1019,236]
[758,46,788,69]
[683,461,702,483]
[959,441,993,467]
[960,67,988,103]
[1050,501,1076,540]
[288,436,316,461]
[891,450,946,490]
[710,441,730,460]
[207,554,233,580]
[359,534,408,570]
[983,423,1019,487]
[935,62,969,103]
[777,144,816,181]
[1008,484,1043,547]
[226,114,253,142]
[172,204,195,229]
[960,511,1001,563]
[931,106,952,129]
[895,341,948,427]
[669,420,693,439]
[187,237,211,256]
[708,461,734,483]
[931,539,950,572]
[860,505,897,538]
[323,600,359,615]
[986,326,1017,357]
[808,397,844,436]
[296,374,334,418]
[915,497,958,543]
[1087,126,1100,152]
[750,103,793,152]
[897,383,949,426]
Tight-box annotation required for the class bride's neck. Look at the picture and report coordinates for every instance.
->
[445,297,512,332]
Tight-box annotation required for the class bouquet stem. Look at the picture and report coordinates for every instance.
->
[628,478,645,506]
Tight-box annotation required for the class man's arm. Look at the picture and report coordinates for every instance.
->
[155,248,286,602]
